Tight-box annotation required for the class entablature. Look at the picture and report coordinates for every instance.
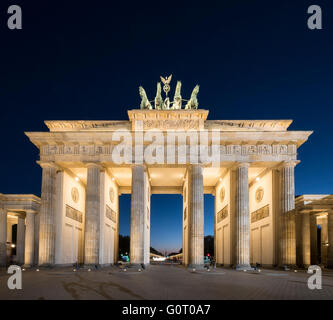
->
[0,194,41,213]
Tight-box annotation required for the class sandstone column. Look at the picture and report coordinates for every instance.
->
[130,165,149,266]
[0,208,7,267]
[34,212,40,265]
[300,212,311,267]
[54,170,65,265]
[310,213,318,265]
[235,162,252,270]
[327,211,333,268]
[279,161,296,267]
[114,191,120,264]
[84,163,101,266]
[24,211,35,267]
[16,216,25,265]
[188,165,204,268]
[38,163,57,266]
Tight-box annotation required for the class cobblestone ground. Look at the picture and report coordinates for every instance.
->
[0,264,332,300]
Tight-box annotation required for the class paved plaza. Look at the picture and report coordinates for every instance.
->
[0,264,332,300]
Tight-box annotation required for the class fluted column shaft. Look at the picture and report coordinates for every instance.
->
[235,162,252,270]
[310,214,318,265]
[16,216,25,264]
[34,213,40,265]
[300,212,311,267]
[0,208,7,267]
[24,212,35,266]
[280,162,296,266]
[38,164,57,265]
[327,211,333,268]
[188,165,204,268]
[130,165,147,265]
[84,163,101,265]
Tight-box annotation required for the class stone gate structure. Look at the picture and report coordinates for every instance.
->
[0,78,332,270]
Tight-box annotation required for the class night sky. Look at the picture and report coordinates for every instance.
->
[1,1,332,252]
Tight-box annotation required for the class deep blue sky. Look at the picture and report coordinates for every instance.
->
[1,1,333,251]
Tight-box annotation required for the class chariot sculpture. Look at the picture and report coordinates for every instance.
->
[139,75,199,110]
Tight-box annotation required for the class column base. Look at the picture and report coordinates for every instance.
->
[83,264,100,270]
[187,264,205,270]
[37,264,55,268]
[278,264,297,271]
[236,264,254,271]
[128,263,150,270]
[296,264,310,269]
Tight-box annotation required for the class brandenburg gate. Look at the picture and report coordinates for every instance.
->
[2,76,331,270]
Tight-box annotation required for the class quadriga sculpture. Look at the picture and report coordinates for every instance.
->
[185,85,199,110]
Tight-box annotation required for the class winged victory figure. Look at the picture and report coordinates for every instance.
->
[160,74,173,90]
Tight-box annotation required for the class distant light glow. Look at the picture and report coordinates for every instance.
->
[256,177,260,181]
[152,257,166,261]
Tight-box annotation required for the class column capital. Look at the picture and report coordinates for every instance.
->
[280,160,299,169]
[24,209,38,215]
[130,164,149,172]
[234,162,250,169]
[39,162,59,170]
[310,211,319,216]
[85,162,103,170]
[186,164,205,172]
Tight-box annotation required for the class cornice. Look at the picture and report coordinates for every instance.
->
[205,119,293,131]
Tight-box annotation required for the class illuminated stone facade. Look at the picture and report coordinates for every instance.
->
[1,109,332,269]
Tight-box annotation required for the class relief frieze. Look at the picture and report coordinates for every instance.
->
[65,205,83,223]
[106,204,117,223]
[251,204,269,223]
[39,143,296,157]
[217,205,228,223]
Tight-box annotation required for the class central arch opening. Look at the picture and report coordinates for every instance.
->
[118,192,216,265]
[150,194,183,258]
